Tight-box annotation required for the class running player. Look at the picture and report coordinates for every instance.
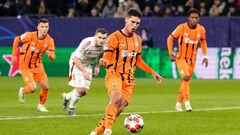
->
[11,18,56,112]
[62,28,108,115]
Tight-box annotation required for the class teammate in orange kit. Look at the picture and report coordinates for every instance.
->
[167,9,208,112]
[90,8,164,135]
[11,18,56,112]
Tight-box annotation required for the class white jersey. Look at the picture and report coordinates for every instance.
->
[68,37,104,88]
[70,37,104,69]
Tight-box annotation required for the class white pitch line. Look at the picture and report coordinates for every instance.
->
[1,106,240,121]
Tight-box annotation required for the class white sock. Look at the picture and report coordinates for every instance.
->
[185,101,190,106]
[66,89,74,100]
[176,102,181,106]
[69,89,81,109]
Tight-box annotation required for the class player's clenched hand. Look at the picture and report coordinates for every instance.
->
[152,72,164,84]
[11,56,17,65]
[202,58,208,67]
[169,54,176,62]
[83,71,92,81]
[94,66,100,76]
[99,58,106,66]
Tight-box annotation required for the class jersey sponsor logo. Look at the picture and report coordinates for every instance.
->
[31,42,36,45]
[185,38,198,44]
[120,43,125,47]
[184,33,188,36]
[121,50,137,57]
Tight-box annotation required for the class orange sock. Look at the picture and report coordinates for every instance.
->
[177,83,184,103]
[181,80,190,101]
[22,86,33,94]
[39,89,48,105]
[105,105,117,130]
[93,114,118,134]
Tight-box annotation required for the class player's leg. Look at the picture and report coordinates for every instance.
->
[176,60,190,111]
[92,74,122,135]
[68,87,88,115]
[19,68,37,103]
[176,82,184,111]
[36,69,49,112]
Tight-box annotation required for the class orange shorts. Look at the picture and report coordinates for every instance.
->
[176,59,195,79]
[20,67,48,85]
[105,73,135,103]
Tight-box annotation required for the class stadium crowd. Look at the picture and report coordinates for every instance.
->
[0,0,240,17]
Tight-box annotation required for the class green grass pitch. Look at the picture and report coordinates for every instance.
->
[0,76,240,135]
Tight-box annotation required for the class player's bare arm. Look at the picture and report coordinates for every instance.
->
[73,56,92,80]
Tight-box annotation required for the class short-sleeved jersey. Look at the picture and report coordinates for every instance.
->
[104,30,142,80]
[17,31,55,69]
[70,37,104,68]
[170,23,207,62]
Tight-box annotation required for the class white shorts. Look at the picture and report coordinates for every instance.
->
[68,60,92,89]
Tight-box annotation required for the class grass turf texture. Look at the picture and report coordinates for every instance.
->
[0,77,239,135]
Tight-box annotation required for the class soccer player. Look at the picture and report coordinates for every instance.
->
[167,9,208,112]
[62,28,108,115]
[90,9,164,135]
[11,18,56,112]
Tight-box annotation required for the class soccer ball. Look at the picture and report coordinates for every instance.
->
[124,114,144,133]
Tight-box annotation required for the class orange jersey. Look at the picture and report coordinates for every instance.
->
[103,30,154,81]
[167,23,208,62]
[12,31,55,69]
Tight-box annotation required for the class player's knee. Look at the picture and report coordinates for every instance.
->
[182,75,190,81]
[42,85,49,90]
[81,89,88,96]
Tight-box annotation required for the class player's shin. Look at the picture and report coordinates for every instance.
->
[105,105,117,130]
[69,89,81,109]
[39,89,48,105]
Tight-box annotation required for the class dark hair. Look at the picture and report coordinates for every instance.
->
[127,8,142,19]
[38,18,49,24]
[96,28,108,35]
[187,8,201,17]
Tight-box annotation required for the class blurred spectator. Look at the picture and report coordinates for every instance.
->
[38,0,50,16]
[67,8,76,18]
[223,0,239,16]
[103,0,116,17]
[185,0,195,13]
[76,0,91,17]
[0,0,17,16]
[22,0,37,15]
[176,5,186,16]
[153,4,163,17]
[94,0,104,15]
[163,7,172,17]
[141,0,155,10]
[200,7,209,16]
[113,4,127,17]
[142,5,153,17]
[141,27,154,48]
[126,0,139,11]
[209,0,226,16]
[91,7,100,17]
